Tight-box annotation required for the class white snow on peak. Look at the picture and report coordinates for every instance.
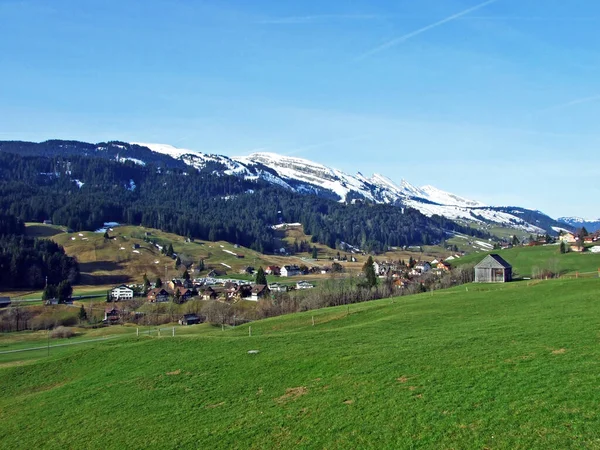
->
[419,185,486,208]
[135,142,546,233]
[132,142,197,158]
[558,216,600,223]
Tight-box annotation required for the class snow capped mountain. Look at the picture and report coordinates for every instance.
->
[419,185,486,208]
[129,142,548,233]
[558,217,600,233]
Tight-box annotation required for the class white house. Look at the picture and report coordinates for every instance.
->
[296,280,314,290]
[414,262,431,274]
[268,283,288,293]
[110,285,134,301]
[281,265,301,277]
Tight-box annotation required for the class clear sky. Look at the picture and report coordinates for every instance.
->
[1,0,599,219]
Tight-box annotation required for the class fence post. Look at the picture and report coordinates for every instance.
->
[312,316,315,326]
[249,326,252,337]
[136,327,139,337]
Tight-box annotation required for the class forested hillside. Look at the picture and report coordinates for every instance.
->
[0,214,79,289]
[0,152,487,253]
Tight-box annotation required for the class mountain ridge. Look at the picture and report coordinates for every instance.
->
[0,139,575,236]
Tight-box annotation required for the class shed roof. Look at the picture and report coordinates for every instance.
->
[474,254,512,269]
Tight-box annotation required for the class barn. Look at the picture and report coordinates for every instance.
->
[474,254,512,283]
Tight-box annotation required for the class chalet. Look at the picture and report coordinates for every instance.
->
[436,262,451,272]
[281,265,301,277]
[248,285,270,301]
[104,306,121,324]
[373,261,387,276]
[584,236,594,244]
[474,254,512,283]
[179,313,202,326]
[0,297,11,308]
[236,284,254,300]
[240,266,255,275]
[110,285,134,301]
[296,280,314,290]
[570,245,585,253]
[558,232,577,244]
[166,280,183,292]
[414,262,431,274]
[147,288,170,303]
[174,288,193,302]
[199,287,218,300]
[265,266,281,276]
[268,283,288,293]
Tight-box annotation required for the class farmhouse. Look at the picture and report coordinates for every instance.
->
[174,288,193,302]
[281,265,301,277]
[268,283,288,293]
[249,285,270,301]
[296,281,314,290]
[179,313,202,326]
[558,232,577,244]
[110,285,134,301]
[104,306,121,324]
[265,266,281,276]
[147,288,169,303]
[474,254,512,283]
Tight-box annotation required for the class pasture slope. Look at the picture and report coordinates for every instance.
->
[453,244,600,278]
[1,277,600,449]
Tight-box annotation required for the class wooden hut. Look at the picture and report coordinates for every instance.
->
[474,254,512,283]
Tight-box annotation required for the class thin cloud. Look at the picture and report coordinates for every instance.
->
[540,94,600,113]
[259,14,386,25]
[461,16,600,22]
[356,0,500,61]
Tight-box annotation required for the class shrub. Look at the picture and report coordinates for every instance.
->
[50,326,75,339]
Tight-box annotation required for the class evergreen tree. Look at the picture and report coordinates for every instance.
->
[362,256,377,288]
[78,304,88,322]
[560,241,567,254]
[512,235,520,246]
[143,273,151,292]
[182,270,190,280]
[255,267,267,285]
[42,284,58,301]
[198,259,205,272]
[174,288,181,304]
[175,256,181,269]
[155,277,162,288]
[103,231,110,240]
[312,246,318,259]
[57,280,73,303]
[167,244,174,257]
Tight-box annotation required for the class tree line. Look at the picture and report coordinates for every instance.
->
[0,151,489,255]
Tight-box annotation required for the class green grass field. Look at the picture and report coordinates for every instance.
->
[453,244,600,278]
[1,276,600,448]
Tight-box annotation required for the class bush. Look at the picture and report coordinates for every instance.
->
[50,326,75,339]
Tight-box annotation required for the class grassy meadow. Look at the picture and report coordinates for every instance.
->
[453,244,600,278]
[1,276,600,448]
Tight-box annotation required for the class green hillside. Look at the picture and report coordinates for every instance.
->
[453,244,600,278]
[2,277,600,448]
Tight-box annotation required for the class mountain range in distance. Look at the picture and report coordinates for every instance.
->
[0,139,592,236]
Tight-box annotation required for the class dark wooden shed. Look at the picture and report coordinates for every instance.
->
[474,254,512,283]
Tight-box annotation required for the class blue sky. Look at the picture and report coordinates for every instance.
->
[1,0,599,218]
